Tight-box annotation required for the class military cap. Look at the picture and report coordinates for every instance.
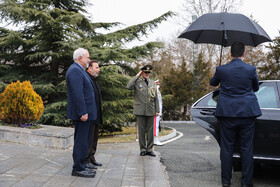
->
[140,65,153,73]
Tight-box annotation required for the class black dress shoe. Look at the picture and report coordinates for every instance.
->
[92,160,102,166]
[85,168,96,174]
[86,163,97,170]
[72,169,95,178]
[140,151,146,156]
[241,184,253,187]
[222,183,230,187]
[146,151,156,157]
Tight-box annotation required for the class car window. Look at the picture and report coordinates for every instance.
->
[194,90,219,107]
[255,82,280,108]
[194,82,280,108]
[208,90,219,106]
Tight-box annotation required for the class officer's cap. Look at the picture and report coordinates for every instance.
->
[140,65,153,73]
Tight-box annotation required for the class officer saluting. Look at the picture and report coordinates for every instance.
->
[127,65,159,157]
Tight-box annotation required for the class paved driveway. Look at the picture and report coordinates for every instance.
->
[156,122,280,187]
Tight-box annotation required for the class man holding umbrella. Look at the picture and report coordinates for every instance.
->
[210,41,262,187]
[178,12,271,187]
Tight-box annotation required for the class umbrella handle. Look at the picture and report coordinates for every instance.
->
[220,28,227,66]
[220,46,223,66]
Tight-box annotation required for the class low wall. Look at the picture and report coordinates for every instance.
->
[0,121,195,149]
[0,125,74,149]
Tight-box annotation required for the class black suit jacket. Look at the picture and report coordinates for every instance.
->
[87,72,103,124]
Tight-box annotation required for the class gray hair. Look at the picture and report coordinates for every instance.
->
[73,48,88,61]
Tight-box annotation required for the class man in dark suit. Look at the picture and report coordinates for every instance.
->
[85,59,103,168]
[210,42,262,187]
[66,48,97,178]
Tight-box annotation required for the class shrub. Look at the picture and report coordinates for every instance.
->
[0,81,44,124]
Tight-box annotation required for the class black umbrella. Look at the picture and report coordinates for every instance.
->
[178,12,272,65]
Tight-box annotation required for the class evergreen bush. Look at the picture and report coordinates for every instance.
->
[0,81,44,124]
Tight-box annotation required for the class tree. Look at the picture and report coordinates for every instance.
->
[181,0,242,16]
[97,65,135,134]
[193,52,213,100]
[0,0,173,132]
[160,61,192,120]
[258,36,280,80]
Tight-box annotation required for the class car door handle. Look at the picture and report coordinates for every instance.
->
[200,109,215,115]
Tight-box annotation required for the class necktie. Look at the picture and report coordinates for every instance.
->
[145,79,148,86]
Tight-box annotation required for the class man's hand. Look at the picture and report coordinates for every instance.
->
[136,71,143,78]
[80,114,88,122]
[155,112,159,117]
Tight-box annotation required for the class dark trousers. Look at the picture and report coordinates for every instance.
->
[219,117,255,185]
[86,123,99,163]
[136,116,154,152]
[72,120,92,171]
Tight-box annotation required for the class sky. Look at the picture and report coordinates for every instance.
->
[87,0,280,47]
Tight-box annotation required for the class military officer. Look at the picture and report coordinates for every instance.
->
[127,65,159,157]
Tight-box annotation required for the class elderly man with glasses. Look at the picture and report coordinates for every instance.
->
[127,65,159,157]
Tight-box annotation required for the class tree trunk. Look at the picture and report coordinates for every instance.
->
[182,105,188,120]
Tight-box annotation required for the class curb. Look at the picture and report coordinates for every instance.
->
[161,121,196,125]
[158,126,177,142]
[158,121,196,142]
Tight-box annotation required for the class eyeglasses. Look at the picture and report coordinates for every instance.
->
[144,71,151,74]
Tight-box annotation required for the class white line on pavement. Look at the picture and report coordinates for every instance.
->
[161,131,183,145]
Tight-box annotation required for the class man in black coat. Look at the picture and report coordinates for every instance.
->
[85,59,103,169]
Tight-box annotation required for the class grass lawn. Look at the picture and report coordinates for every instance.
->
[0,120,173,143]
[99,126,173,143]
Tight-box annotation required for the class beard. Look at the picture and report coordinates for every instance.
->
[91,71,99,78]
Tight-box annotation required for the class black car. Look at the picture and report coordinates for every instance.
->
[190,80,280,171]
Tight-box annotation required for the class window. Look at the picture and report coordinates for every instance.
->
[194,90,219,107]
[255,82,280,108]
[194,82,280,109]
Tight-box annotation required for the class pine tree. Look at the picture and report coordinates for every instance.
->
[97,65,135,134]
[259,36,280,80]
[0,0,173,132]
[193,52,212,101]
[161,61,193,120]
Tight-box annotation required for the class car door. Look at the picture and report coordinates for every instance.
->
[190,89,220,143]
[253,81,280,160]
[191,81,280,161]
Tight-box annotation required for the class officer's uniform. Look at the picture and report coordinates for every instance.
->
[127,65,159,154]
